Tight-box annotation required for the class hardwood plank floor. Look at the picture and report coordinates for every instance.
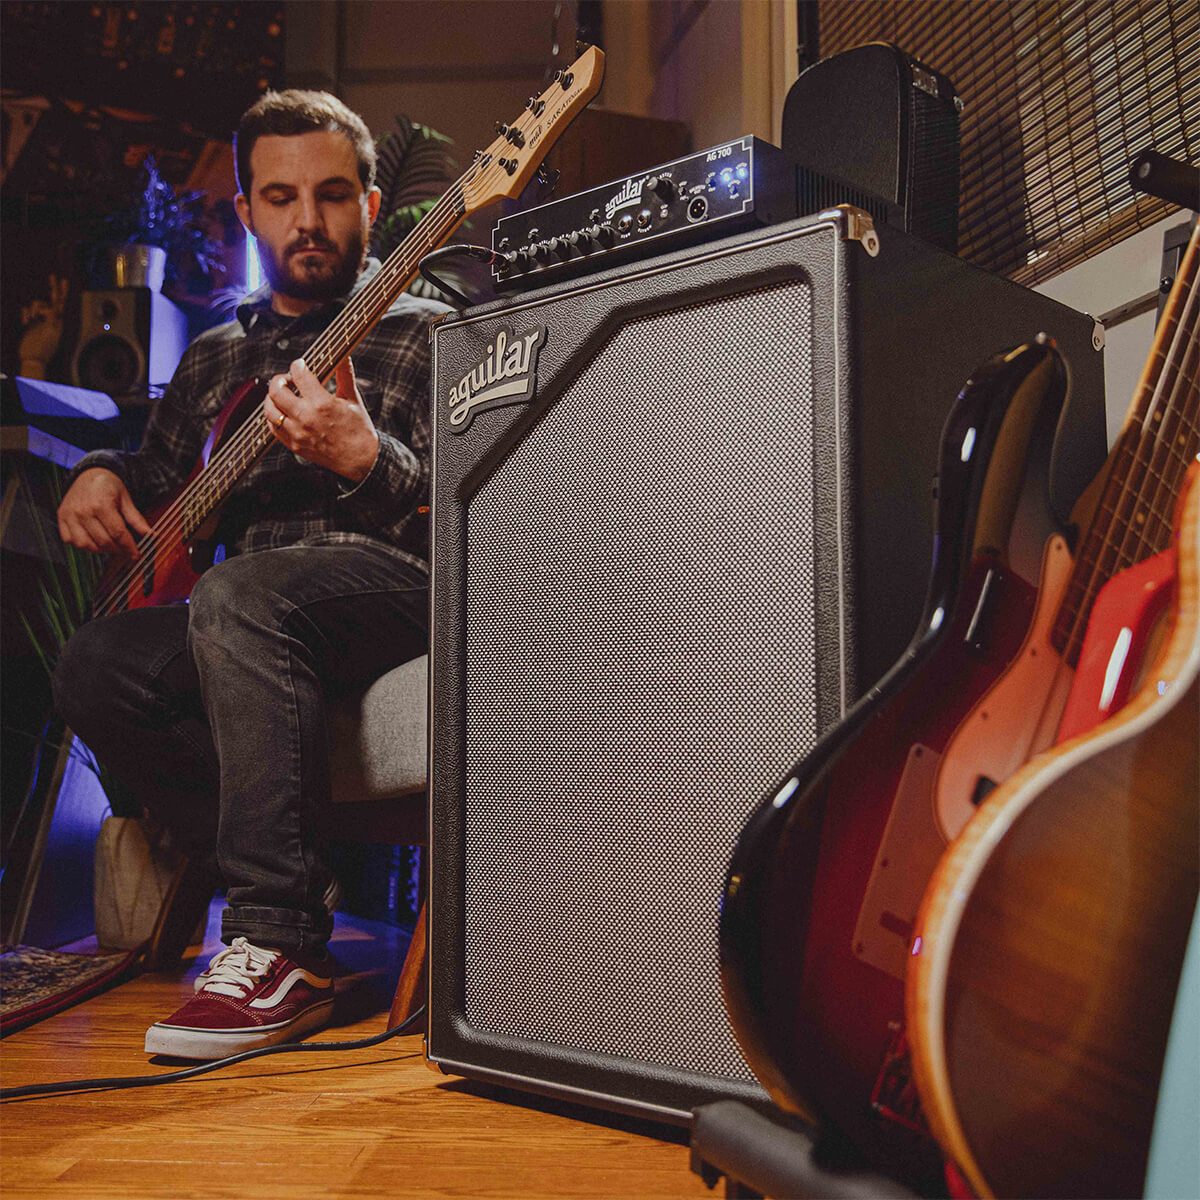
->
[1,904,712,1199]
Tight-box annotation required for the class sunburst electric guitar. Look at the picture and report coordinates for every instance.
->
[720,222,1200,1185]
[89,45,605,619]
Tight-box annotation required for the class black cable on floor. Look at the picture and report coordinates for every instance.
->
[0,1006,427,1101]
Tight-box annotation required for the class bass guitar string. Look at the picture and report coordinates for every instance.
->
[91,94,551,617]
[94,86,553,613]
[93,167,480,613]
[1058,238,1199,660]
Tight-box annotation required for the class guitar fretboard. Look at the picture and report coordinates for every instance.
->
[1052,225,1200,665]
[182,189,469,535]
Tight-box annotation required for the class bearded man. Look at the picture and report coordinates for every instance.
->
[53,90,449,1058]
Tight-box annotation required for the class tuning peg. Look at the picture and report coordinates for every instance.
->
[526,96,546,116]
[496,123,509,136]
[560,71,574,89]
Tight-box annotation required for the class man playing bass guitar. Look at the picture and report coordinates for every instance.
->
[53,89,450,1058]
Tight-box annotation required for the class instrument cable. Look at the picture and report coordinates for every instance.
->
[0,1006,426,1101]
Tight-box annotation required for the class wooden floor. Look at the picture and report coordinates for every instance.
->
[1,904,712,1200]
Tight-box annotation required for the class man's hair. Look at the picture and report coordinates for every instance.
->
[235,89,377,195]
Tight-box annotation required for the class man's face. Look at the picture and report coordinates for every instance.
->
[235,130,381,314]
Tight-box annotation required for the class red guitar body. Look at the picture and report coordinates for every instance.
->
[92,379,267,616]
[721,340,1071,1186]
[1055,546,1176,742]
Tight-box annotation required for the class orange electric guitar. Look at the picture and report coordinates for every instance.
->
[932,220,1199,834]
[906,458,1200,1200]
[89,44,605,619]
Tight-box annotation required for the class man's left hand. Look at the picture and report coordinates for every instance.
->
[264,356,380,483]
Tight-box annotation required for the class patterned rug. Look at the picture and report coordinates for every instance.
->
[0,944,140,1036]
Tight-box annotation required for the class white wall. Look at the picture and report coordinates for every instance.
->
[1035,214,1195,447]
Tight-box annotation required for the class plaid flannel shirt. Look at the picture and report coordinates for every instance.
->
[72,259,452,572]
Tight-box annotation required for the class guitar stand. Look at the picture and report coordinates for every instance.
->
[689,1102,921,1200]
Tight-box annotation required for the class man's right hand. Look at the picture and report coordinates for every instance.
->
[58,468,152,558]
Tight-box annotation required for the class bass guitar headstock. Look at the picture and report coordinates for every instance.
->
[460,43,605,214]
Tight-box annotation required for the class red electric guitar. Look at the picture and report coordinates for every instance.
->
[720,222,1199,1186]
[89,45,605,619]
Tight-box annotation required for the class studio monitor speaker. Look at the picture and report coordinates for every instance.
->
[783,43,962,252]
[426,210,1106,1122]
[72,288,188,398]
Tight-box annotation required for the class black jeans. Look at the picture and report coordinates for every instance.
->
[53,543,428,955]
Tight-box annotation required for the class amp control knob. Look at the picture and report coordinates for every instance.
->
[646,174,676,201]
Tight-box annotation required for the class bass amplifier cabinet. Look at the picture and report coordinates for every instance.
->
[426,208,1106,1123]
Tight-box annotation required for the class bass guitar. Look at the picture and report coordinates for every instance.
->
[89,44,605,619]
[721,336,1078,1187]
[906,458,1200,1200]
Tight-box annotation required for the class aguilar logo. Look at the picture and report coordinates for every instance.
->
[604,176,643,222]
[447,327,547,432]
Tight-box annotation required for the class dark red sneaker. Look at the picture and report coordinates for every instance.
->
[145,937,335,1059]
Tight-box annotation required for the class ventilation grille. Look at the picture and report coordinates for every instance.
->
[461,281,825,1080]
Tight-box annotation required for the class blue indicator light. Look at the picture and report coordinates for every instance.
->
[736,164,748,180]
[721,168,733,182]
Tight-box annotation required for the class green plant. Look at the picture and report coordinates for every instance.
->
[370,115,459,262]
[13,466,118,804]
[102,154,225,285]
[369,114,472,304]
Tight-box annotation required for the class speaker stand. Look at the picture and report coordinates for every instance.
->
[689,1102,922,1200]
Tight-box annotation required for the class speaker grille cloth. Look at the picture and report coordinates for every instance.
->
[464,282,819,1081]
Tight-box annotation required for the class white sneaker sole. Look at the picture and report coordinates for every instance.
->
[144,999,334,1060]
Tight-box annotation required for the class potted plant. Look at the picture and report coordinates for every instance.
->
[93,155,225,292]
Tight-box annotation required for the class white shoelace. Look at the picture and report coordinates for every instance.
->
[195,938,280,997]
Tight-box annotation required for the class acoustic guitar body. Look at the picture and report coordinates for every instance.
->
[908,465,1200,1199]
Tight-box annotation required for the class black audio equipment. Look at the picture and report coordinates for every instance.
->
[427,209,1106,1123]
[71,288,188,400]
[491,135,795,291]
[783,43,962,252]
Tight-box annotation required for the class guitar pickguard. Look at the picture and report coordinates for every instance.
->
[934,534,1076,840]
[853,743,944,980]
